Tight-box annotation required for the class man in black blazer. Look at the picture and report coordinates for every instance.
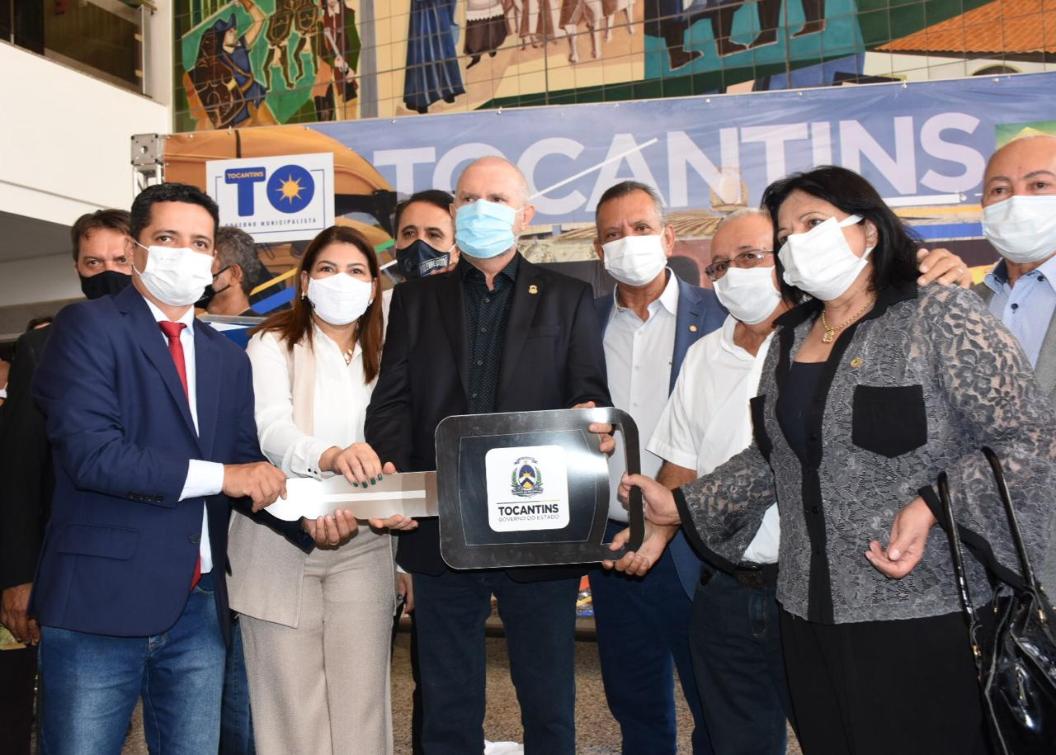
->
[366,157,610,754]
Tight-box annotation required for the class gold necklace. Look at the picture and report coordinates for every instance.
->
[820,299,874,344]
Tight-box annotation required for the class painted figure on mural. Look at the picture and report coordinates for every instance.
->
[403,0,466,114]
[465,0,509,68]
[646,0,827,70]
[602,0,636,42]
[263,0,320,90]
[560,0,604,63]
[190,0,269,129]
[312,0,360,121]
[510,0,561,51]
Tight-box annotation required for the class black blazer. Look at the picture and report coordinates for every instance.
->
[0,326,53,592]
[366,256,611,580]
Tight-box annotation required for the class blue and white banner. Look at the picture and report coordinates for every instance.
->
[206,152,335,242]
[313,72,1056,229]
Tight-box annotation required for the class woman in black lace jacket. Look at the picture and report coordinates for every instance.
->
[623,166,1056,754]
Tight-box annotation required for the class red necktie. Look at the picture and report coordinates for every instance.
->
[159,321,201,590]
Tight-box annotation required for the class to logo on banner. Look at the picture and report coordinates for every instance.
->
[486,446,570,532]
[206,153,335,243]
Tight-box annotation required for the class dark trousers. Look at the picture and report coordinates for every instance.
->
[690,568,789,755]
[780,608,989,755]
[219,615,255,755]
[0,644,36,755]
[589,522,711,755]
[413,570,579,755]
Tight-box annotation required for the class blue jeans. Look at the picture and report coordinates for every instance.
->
[690,568,790,755]
[38,572,226,755]
[220,616,255,755]
[412,570,579,755]
[589,522,712,755]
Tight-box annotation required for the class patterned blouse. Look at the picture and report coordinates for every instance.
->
[675,283,1056,624]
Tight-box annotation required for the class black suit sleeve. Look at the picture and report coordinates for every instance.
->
[563,283,611,408]
[0,330,50,590]
[227,351,316,553]
[365,285,415,472]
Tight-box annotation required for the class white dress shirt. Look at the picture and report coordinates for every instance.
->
[603,271,679,522]
[143,297,226,574]
[648,315,780,564]
[246,327,375,479]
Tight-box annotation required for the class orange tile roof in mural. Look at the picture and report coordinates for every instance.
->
[877,0,1056,55]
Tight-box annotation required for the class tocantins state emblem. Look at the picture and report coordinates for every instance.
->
[510,457,544,497]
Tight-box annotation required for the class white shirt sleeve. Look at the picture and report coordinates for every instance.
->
[246,332,333,479]
[179,459,226,500]
[647,353,701,471]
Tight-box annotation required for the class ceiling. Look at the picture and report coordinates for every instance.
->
[0,211,72,263]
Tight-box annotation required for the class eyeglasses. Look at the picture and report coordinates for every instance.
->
[705,250,774,281]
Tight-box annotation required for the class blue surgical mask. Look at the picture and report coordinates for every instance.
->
[455,200,519,259]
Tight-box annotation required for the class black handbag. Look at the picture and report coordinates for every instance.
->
[937,446,1056,755]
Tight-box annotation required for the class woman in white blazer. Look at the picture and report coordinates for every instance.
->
[229,225,416,754]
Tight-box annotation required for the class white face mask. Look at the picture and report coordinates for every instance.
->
[601,234,668,287]
[307,274,374,326]
[134,243,215,307]
[713,265,782,325]
[981,195,1056,264]
[778,215,872,301]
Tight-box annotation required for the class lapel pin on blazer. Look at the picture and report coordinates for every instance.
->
[689,324,698,332]
[529,283,539,295]
[850,356,863,368]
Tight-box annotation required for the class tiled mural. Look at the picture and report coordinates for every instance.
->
[173,1,1056,130]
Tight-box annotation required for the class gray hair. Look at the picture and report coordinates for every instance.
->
[713,207,771,234]
[215,226,268,295]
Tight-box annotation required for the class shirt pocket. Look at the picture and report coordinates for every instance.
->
[851,384,928,458]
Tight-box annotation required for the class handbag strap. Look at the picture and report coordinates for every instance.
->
[937,470,986,673]
[980,446,1044,595]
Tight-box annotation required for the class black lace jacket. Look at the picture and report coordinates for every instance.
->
[675,283,1056,624]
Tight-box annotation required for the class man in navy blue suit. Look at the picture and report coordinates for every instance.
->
[31,183,319,754]
[590,180,725,754]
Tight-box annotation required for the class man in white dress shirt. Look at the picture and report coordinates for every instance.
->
[590,180,726,754]
[649,209,791,754]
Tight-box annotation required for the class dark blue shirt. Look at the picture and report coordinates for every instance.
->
[460,254,520,413]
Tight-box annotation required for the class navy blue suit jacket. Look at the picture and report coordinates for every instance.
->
[30,285,305,639]
[596,274,726,598]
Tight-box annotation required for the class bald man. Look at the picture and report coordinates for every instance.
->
[980,135,1056,397]
[366,157,610,754]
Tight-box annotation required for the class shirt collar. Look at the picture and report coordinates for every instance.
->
[458,253,521,284]
[141,293,196,331]
[612,269,679,317]
[718,314,770,361]
[985,254,1056,294]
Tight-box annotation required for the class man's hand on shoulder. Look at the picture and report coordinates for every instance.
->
[223,462,287,511]
[916,247,973,288]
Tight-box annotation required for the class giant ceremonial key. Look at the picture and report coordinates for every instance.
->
[434,407,643,569]
[267,407,644,569]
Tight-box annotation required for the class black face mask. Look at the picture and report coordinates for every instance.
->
[396,239,451,280]
[80,270,132,300]
[195,266,232,309]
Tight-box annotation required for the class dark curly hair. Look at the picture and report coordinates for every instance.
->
[761,166,920,301]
